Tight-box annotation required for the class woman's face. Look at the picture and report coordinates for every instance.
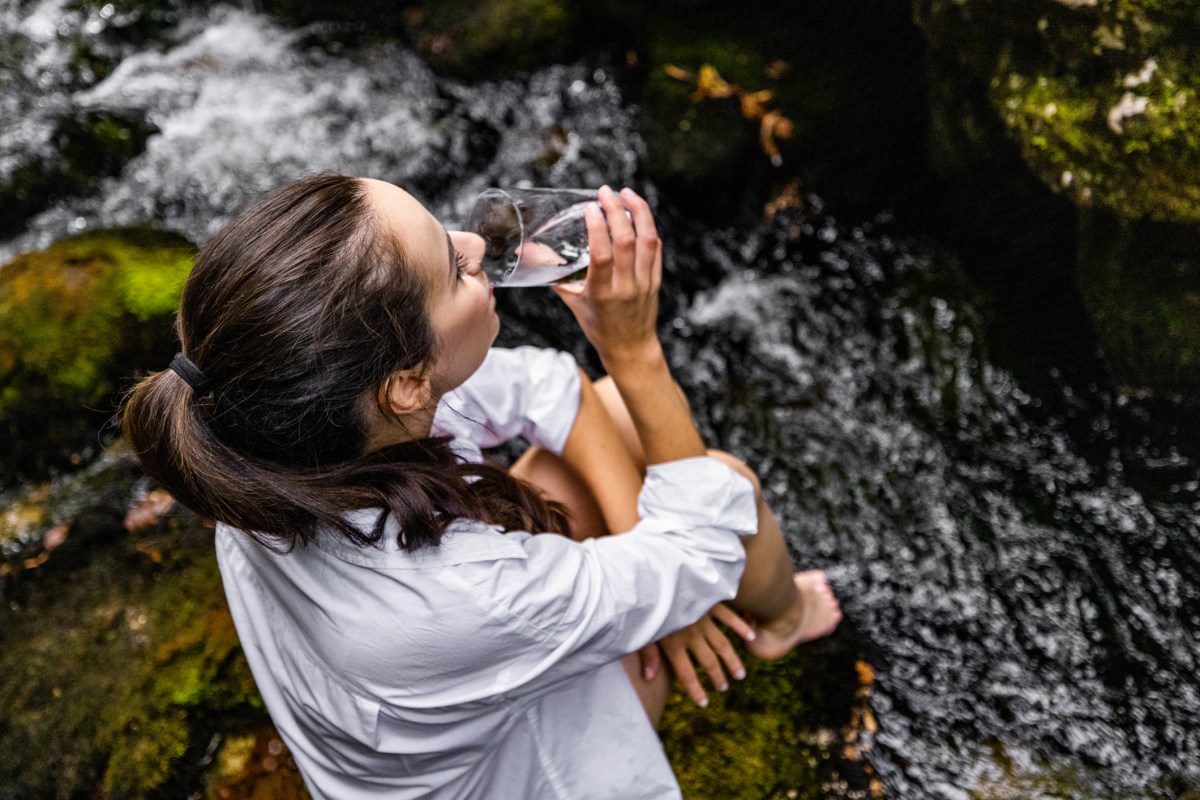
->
[363,178,499,396]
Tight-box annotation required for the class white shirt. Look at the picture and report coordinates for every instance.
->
[216,347,758,799]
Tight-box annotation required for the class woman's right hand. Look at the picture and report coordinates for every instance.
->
[553,186,664,369]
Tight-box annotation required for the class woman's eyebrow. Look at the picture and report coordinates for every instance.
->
[444,232,456,286]
[445,232,456,287]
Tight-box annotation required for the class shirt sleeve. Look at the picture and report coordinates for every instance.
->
[433,347,582,456]
[444,456,759,694]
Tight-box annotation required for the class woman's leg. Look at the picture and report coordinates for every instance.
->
[510,445,672,726]
[590,377,842,657]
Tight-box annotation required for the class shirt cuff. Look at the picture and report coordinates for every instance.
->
[636,456,759,535]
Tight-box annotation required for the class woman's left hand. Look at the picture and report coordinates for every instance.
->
[638,603,756,707]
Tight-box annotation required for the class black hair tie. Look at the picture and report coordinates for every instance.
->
[169,352,213,396]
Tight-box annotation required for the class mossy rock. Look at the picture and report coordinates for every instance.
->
[915,0,1200,225]
[0,227,193,484]
[409,0,577,79]
[660,643,870,799]
[0,447,285,799]
[1076,209,1200,393]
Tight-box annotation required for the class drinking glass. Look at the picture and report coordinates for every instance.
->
[463,188,598,287]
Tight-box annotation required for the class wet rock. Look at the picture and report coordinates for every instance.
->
[1076,210,1200,394]
[0,110,157,239]
[409,0,578,79]
[659,642,870,798]
[632,0,927,224]
[915,0,1200,225]
[914,0,1200,393]
[0,447,273,799]
[0,227,193,485]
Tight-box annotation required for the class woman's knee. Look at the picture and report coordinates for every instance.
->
[705,449,762,496]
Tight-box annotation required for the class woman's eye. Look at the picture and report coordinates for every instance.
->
[454,250,469,278]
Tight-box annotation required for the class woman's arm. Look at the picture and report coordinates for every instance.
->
[558,371,643,535]
[553,186,706,464]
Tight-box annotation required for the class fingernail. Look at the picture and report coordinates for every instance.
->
[644,667,654,681]
[718,683,729,692]
[698,697,709,708]
[744,630,757,642]
[734,669,746,680]
[585,201,601,217]
[599,185,614,197]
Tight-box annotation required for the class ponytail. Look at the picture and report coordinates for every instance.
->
[120,174,571,551]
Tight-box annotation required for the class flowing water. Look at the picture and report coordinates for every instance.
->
[3,2,1199,797]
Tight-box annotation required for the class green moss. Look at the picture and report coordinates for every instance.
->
[0,227,193,482]
[0,460,268,798]
[660,649,865,799]
[917,0,1200,223]
[415,0,577,78]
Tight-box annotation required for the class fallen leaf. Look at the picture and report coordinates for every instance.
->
[759,110,794,165]
[23,552,49,569]
[739,89,774,120]
[663,63,695,82]
[43,522,69,551]
[135,540,167,565]
[692,64,736,101]
[855,660,876,686]
[124,489,176,532]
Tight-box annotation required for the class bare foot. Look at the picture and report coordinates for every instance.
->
[747,570,842,660]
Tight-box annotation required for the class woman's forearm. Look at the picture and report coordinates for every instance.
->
[601,345,706,467]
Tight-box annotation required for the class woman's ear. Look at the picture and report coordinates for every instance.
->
[378,368,432,417]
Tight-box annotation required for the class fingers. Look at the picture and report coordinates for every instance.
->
[638,642,662,682]
[583,199,611,289]
[661,637,711,708]
[694,614,746,690]
[711,602,757,644]
[597,186,636,290]
[658,611,753,708]
[619,187,661,290]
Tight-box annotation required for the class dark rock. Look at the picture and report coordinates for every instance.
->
[0,110,158,239]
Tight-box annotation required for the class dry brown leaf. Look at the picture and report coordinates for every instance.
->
[739,89,774,119]
[759,110,794,165]
[855,660,876,686]
[663,64,695,82]
[124,489,176,532]
[135,540,167,565]
[23,552,49,569]
[692,64,736,101]
[43,522,69,551]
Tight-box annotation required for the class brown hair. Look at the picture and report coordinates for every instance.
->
[121,174,570,550]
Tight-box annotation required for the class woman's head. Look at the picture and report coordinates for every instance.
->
[177,175,494,466]
[360,179,498,444]
[121,174,558,550]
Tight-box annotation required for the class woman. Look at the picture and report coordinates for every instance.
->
[122,174,841,798]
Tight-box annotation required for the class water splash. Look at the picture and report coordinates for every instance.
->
[668,214,1200,798]
[2,4,1199,797]
[2,5,639,260]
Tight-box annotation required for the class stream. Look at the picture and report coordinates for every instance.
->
[3,2,1199,797]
